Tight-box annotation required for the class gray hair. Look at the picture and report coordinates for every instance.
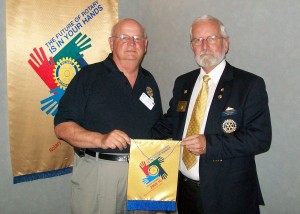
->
[190,15,228,38]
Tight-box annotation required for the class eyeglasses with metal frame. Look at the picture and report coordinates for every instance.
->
[111,34,146,43]
[190,35,224,46]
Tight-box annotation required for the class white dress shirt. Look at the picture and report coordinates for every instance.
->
[179,60,226,180]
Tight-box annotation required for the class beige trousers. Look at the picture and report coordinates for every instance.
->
[71,154,158,214]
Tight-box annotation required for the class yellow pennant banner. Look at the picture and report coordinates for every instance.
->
[6,0,118,183]
[127,139,181,211]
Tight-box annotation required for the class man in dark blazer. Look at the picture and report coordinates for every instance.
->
[153,15,271,214]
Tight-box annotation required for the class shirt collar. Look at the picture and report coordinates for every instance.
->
[200,59,226,85]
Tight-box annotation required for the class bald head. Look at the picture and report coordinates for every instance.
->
[111,18,147,38]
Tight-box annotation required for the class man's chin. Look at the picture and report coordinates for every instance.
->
[197,56,212,66]
[123,56,139,61]
[197,55,224,67]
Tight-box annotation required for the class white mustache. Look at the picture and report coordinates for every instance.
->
[200,51,213,56]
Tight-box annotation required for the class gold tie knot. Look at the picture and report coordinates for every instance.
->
[203,75,210,91]
[203,75,211,83]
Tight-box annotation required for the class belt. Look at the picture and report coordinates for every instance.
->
[85,149,129,162]
[179,172,200,186]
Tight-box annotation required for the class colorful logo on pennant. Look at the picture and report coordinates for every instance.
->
[27,32,91,116]
[139,157,168,185]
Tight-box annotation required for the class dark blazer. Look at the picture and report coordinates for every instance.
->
[153,62,272,214]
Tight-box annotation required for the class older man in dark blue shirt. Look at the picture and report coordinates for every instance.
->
[54,19,162,214]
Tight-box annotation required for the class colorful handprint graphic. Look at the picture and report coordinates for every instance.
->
[28,33,92,116]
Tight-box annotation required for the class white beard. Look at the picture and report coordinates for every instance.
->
[195,50,225,68]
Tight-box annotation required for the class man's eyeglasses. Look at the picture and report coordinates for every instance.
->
[111,34,146,43]
[190,35,224,46]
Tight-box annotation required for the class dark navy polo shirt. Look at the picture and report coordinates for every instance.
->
[54,54,163,153]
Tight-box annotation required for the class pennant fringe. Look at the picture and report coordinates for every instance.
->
[13,167,73,184]
[127,200,176,211]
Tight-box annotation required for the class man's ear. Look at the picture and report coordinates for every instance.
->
[144,39,148,52]
[108,37,114,52]
[224,38,230,54]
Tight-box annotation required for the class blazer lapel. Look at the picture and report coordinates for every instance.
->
[205,62,234,133]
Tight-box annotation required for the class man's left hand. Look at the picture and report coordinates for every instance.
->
[182,134,206,155]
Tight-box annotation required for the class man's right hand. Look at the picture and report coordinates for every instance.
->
[99,130,131,151]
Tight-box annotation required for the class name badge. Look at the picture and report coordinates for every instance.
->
[140,93,155,110]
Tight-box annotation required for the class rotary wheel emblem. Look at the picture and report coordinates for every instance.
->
[148,165,159,176]
[53,57,80,89]
[222,119,237,133]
